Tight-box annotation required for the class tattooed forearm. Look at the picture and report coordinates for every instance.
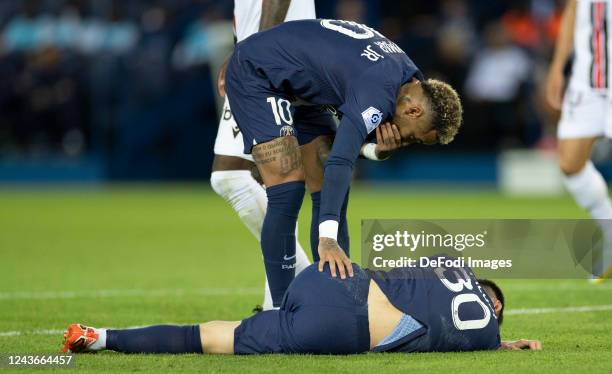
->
[259,0,292,31]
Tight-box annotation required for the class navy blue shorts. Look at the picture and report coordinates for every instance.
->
[234,264,371,354]
[225,48,337,154]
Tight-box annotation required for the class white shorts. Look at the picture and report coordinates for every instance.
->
[213,98,254,161]
[558,85,612,139]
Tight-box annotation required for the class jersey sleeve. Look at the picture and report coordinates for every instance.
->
[340,62,399,138]
[318,64,399,239]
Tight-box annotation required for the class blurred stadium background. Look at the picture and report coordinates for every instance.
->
[2,0,611,192]
[2,2,612,370]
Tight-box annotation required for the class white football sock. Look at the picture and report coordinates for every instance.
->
[210,170,311,309]
[563,161,612,274]
[88,328,106,351]
[211,170,268,240]
[263,278,274,311]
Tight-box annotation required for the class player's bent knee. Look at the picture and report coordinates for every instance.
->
[210,170,252,199]
[559,157,587,176]
[558,138,597,176]
[253,136,305,186]
[212,155,254,173]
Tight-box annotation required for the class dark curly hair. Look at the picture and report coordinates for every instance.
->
[421,78,463,145]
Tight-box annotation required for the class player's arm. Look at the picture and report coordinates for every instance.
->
[546,0,576,110]
[318,65,399,278]
[500,339,542,350]
[260,0,292,31]
[318,117,364,279]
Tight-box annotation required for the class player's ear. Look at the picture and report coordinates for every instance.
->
[406,105,424,118]
[494,299,503,318]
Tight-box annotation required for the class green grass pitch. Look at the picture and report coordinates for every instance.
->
[1,185,611,372]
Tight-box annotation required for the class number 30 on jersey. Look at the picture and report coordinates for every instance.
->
[434,267,493,331]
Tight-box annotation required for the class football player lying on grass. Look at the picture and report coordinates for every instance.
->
[62,257,541,354]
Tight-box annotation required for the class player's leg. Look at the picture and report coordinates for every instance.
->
[559,138,612,236]
[211,157,310,310]
[599,97,612,279]
[211,156,279,309]
[61,323,206,354]
[65,313,280,355]
[562,150,612,280]
[225,53,312,307]
[199,321,242,354]
[211,99,310,309]
[211,158,263,238]
[251,136,306,307]
[62,320,245,354]
[558,138,607,213]
[301,135,350,261]
[211,99,267,240]
[558,87,612,279]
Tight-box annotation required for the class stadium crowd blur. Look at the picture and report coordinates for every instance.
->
[0,0,565,180]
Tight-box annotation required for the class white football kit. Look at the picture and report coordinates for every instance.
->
[559,0,612,139]
[213,0,316,159]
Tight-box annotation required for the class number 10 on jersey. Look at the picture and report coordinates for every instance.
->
[267,97,294,126]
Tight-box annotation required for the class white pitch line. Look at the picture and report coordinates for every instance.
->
[2,284,610,301]
[2,305,612,338]
[505,304,612,315]
[502,284,612,291]
[0,329,64,337]
[0,331,21,337]
[0,287,261,301]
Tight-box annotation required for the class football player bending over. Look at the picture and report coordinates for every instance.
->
[221,19,465,310]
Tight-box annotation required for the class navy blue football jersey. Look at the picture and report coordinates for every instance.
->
[236,19,422,119]
[367,257,501,352]
[234,19,424,229]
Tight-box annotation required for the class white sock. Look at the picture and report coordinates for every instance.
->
[210,170,311,309]
[263,278,273,310]
[563,161,612,274]
[211,170,268,240]
[88,328,107,351]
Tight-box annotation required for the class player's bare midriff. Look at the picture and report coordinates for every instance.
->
[367,280,404,349]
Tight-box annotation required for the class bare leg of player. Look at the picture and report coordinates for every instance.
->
[199,321,241,354]
[301,136,329,193]
[559,137,612,281]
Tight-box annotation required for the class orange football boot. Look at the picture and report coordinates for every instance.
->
[61,323,99,353]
